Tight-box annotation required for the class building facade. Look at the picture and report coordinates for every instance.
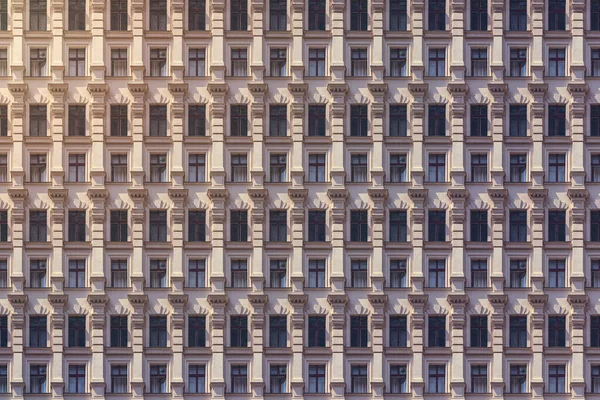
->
[0,0,599,398]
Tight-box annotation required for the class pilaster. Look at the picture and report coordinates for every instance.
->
[288,188,307,292]
[488,188,507,292]
[87,83,108,187]
[408,189,428,291]
[207,83,229,187]
[48,83,68,186]
[128,83,148,187]
[327,188,348,292]
[368,188,387,292]
[528,83,547,187]
[8,189,28,292]
[48,188,68,292]
[447,83,468,187]
[7,84,28,187]
[368,83,388,187]
[487,294,507,398]
[169,293,188,399]
[128,293,148,398]
[169,188,188,292]
[487,83,507,187]
[48,293,68,399]
[527,293,547,399]
[208,293,229,398]
[568,83,588,187]
[327,83,348,187]
[128,188,148,292]
[568,188,588,292]
[248,188,268,291]
[447,294,468,398]
[408,293,428,399]
[248,82,268,186]
[288,83,307,187]
[528,188,547,292]
[87,293,109,399]
[169,83,189,187]
[368,294,388,398]
[408,83,428,186]
[568,293,588,398]
[248,293,268,399]
[208,188,229,292]
[288,293,307,398]
[8,294,27,399]
[327,293,348,398]
[447,188,468,292]
[87,188,108,292]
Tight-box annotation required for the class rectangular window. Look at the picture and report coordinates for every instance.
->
[548,316,566,347]
[68,316,86,347]
[270,48,287,77]
[471,259,488,288]
[471,153,488,182]
[350,316,368,347]
[548,0,566,30]
[509,210,527,242]
[510,365,527,393]
[593,106,600,137]
[350,211,368,242]
[149,316,167,347]
[111,105,128,136]
[29,210,47,242]
[308,316,326,347]
[389,48,407,77]
[510,259,527,288]
[428,105,446,136]
[188,315,206,347]
[188,48,205,77]
[509,105,527,136]
[351,48,368,76]
[389,259,407,288]
[188,0,206,30]
[188,259,206,288]
[470,210,488,242]
[548,48,566,77]
[68,48,86,77]
[68,259,85,288]
[0,259,7,288]
[591,316,600,347]
[29,48,47,77]
[29,105,47,136]
[389,154,407,182]
[29,365,47,393]
[29,259,47,288]
[68,154,86,182]
[189,365,206,393]
[110,210,128,242]
[230,105,248,136]
[111,365,127,393]
[231,259,247,288]
[428,365,446,393]
[548,105,566,137]
[269,259,287,288]
[594,155,600,182]
[269,105,287,137]
[308,259,326,288]
[111,0,128,30]
[0,364,7,393]
[389,211,408,242]
[149,259,167,288]
[428,259,445,288]
[149,105,167,137]
[389,0,407,30]
[230,316,248,347]
[593,0,600,30]
[231,48,248,76]
[308,210,326,242]
[308,153,326,182]
[150,48,167,77]
[188,153,206,183]
[470,316,488,347]
[30,0,47,30]
[470,105,488,136]
[548,365,566,393]
[593,365,600,393]
[105,155,128,183]
[188,211,206,242]
[269,153,287,182]
[471,365,488,394]
[68,105,86,136]
[548,210,566,242]
[351,365,368,393]
[509,316,527,347]
[230,210,248,242]
[0,49,5,76]
[308,365,326,393]
[350,259,368,288]
[0,154,6,183]
[149,210,167,242]
[509,153,527,182]
[231,365,248,393]
[592,260,600,287]
[350,0,368,30]
[68,210,86,242]
[428,48,446,76]
[389,104,407,136]
[428,316,446,347]
[350,105,368,136]
[351,154,368,182]
[270,365,287,394]
[471,48,488,76]
[269,0,287,30]
[428,210,446,242]
[188,105,206,136]
[111,260,127,288]
[593,49,600,77]
[149,365,167,394]
[110,48,127,76]
[548,259,565,288]
[428,0,446,30]
[149,0,167,30]
[0,316,7,347]
[269,315,287,347]
[510,48,527,76]
[308,105,326,136]
[0,211,7,242]
[308,0,326,30]
[471,0,487,30]
[68,0,86,30]
[389,316,407,347]
[29,316,47,347]
[0,105,6,136]
[308,48,326,76]
[150,154,167,182]
[509,0,527,30]
[231,0,248,30]
[390,364,407,393]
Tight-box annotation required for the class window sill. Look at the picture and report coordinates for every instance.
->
[264,30,292,38]
[64,347,92,356]
[384,242,412,250]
